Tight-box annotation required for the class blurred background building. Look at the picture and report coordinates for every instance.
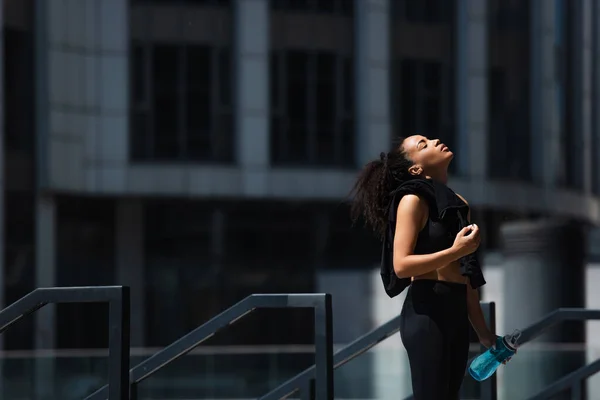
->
[2,0,600,398]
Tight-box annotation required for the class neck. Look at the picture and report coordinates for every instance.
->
[424,170,448,185]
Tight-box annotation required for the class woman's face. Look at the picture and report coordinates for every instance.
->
[401,135,454,175]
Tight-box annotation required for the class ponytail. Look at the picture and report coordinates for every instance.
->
[350,145,414,240]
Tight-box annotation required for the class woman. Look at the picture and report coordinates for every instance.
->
[350,135,498,399]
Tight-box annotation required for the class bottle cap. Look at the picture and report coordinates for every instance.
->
[504,329,521,350]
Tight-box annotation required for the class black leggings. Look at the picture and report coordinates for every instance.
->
[399,279,470,400]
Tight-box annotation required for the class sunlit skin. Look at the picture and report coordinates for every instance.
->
[393,135,511,357]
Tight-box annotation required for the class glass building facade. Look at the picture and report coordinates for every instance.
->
[2,0,600,398]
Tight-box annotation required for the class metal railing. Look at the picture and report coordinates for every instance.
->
[85,293,333,400]
[260,302,497,400]
[519,309,600,400]
[0,286,130,400]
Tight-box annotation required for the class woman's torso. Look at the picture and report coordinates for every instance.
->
[411,211,467,285]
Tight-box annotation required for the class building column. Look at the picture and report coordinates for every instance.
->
[592,0,600,195]
[116,200,145,347]
[355,0,391,166]
[0,2,5,398]
[456,0,488,178]
[0,0,5,324]
[579,0,593,193]
[530,0,560,186]
[34,195,56,400]
[234,0,269,195]
[501,219,586,400]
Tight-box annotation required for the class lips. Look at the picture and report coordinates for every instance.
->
[441,144,449,152]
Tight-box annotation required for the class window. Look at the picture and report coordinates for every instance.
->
[269,4,355,167]
[129,1,233,162]
[390,0,456,171]
[391,0,454,24]
[487,0,531,181]
[557,0,581,189]
[593,0,600,195]
[56,197,116,349]
[271,51,354,166]
[144,201,215,346]
[132,0,230,5]
[270,0,353,15]
[131,44,233,162]
[4,19,36,351]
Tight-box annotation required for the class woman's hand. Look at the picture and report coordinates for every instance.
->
[451,224,481,259]
[479,331,515,364]
[479,331,497,350]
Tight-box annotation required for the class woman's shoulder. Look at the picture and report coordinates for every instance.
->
[455,193,469,205]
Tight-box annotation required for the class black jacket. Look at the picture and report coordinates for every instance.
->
[380,178,486,298]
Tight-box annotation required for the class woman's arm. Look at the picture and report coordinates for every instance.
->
[456,193,496,347]
[392,194,469,278]
[467,285,495,345]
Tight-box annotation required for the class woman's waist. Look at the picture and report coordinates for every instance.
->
[408,277,468,306]
[412,261,467,285]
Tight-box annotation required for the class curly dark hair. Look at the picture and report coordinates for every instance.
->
[350,141,415,240]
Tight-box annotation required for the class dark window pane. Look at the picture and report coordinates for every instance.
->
[288,123,309,163]
[422,61,441,92]
[315,0,335,13]
[270,53,281,109]
[186,90,211,133]
[340,118,355,166]
[423,96,440,134]
[487,0,531,181]
[342,57,354,113]
[153,45,179,91]
[218,48,232,107]
[284,52,309,163]
[154,92,180,159]
[56,197,115,349]
[270,116,284,163]
[187,45,211,89]
[287,0,311,11]
[316,129,335,164]
[214,112,234,161]
[131,44,146,103]
[338,0,354,16]
[286,52,308,119]
[186,130,212,161]
[315,53,336,163]
[130,110,150,160]
[400,60,417,136]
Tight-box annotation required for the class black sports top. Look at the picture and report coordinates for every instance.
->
[380,178,486,298]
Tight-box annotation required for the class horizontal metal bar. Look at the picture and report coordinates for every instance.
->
[251,293,329,308]
[260,314,402,400]
[520,309,600,344]
[527,358,600,399]
[86,293,332,400]
[0,286,126,334]
[36,286,125,303]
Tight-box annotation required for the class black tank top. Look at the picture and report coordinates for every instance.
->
[379,178,486,298]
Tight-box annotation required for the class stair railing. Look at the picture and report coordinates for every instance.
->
[260,302,497,400]
[515,308,600,400]
[85,293,333,400]
[0,286,130,400]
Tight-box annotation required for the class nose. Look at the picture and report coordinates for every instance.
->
[433,139,441,147]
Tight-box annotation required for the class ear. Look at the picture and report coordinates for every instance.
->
[408,164,422,176]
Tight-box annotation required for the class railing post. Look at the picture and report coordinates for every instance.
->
[571,381,583,400]
[481,302,497,400]
[108,286,130,400]
[299,378,315,400]
[314,293,333,400]
[130,382,138,400]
